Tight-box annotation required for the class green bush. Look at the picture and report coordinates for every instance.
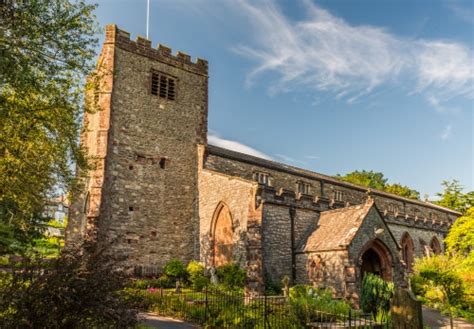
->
[186,261,209,291]
[131,275,174,289]
[289,285,350,325]
[360,273,394,320]
[411,255,471,321]
[216,263,246,291]
[164,259,187,281]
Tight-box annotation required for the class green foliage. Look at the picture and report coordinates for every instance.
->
[216,263,246,291]
[186,261,209,291]
[445,207,474,260]
[411,254,472,321]
[288,285,351,325]
[336,170,387,190]
[0,0,98,254]
[0,242,138,328]
[124,287,303,328]
[131,276,174,289]
[336,170,420,199]
[265,278,282,295]
[434,180,474,213]
[385,183,420,200]
[360,273,394,319]
[164,259,187,281]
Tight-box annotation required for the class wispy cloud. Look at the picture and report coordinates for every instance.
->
[208,132,272,160]
[447,0,474,24]
[231,0,474,106]
[274,153,308,166]
[441,124,452,140]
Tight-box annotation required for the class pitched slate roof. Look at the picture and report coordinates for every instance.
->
[303,200,374,252]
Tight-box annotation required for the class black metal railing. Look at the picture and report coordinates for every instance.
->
[139,286,391,328]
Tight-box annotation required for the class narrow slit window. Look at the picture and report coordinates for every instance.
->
[159,158,166,169]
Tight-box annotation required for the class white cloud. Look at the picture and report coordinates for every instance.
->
[441,124,452,140]
[208,132,272,160]
[231,0,474,105]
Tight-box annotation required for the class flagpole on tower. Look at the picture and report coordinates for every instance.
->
[146,0,150,39]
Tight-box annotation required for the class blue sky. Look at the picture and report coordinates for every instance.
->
[89,0,473,198]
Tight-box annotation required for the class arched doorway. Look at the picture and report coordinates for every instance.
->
[430,237,441,255]
[359,239,393,281]
[210,202,234,266]
[400,232,414,272]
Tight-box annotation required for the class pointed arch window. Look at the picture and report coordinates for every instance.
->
[430,237,442,255]
[400,232,414,272]
[210,202,234,266]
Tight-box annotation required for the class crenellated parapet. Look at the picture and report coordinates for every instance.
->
[104,24,208,76]
[259,185,451,232]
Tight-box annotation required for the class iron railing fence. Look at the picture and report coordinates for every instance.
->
[141,286,391,329]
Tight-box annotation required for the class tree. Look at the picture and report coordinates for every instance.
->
[445,208,474,256]
[0,1,98,254]
[336,170,387,190]
[385,183,420,200]
[434,180,474,213]
[411,255,467,328]
[336,170,420,200]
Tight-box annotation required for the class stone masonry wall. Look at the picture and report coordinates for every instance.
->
[348,207,404,293]
[198,146,257,268]
[295,251,348,295]
[262,204,319,285]
[68,25,209,272]
[387,223,445,258]
[204,147,458,237]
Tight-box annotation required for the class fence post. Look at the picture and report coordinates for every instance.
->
[348,308,352,328]
[204,285,208,324]
[263,294,266,329]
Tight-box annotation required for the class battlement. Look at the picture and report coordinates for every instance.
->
[104,24,208,76]
[259,185,451,231]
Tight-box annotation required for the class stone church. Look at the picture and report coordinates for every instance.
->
[66,25,460,300]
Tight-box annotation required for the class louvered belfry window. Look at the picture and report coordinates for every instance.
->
[151,72,176,101]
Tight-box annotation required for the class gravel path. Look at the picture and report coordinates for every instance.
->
[423,307,474,328]
[140,313,198,329]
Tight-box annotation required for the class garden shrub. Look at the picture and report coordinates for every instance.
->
[216,263,246,290]
[411,255,471,322]
[186,260,209,291]
[289,285,350,325]
[131,275,174,289]
[264,278,282,295]
[163,259,187,282]
[0,241,138,329]
[360,273,394,320]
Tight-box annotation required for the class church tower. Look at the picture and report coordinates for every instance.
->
[67,25,208,273]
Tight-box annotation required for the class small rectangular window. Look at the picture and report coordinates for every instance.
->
[298,182,311,194]
[333,190,343,202]
[388,204,399,214]
[254,172,270,185]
